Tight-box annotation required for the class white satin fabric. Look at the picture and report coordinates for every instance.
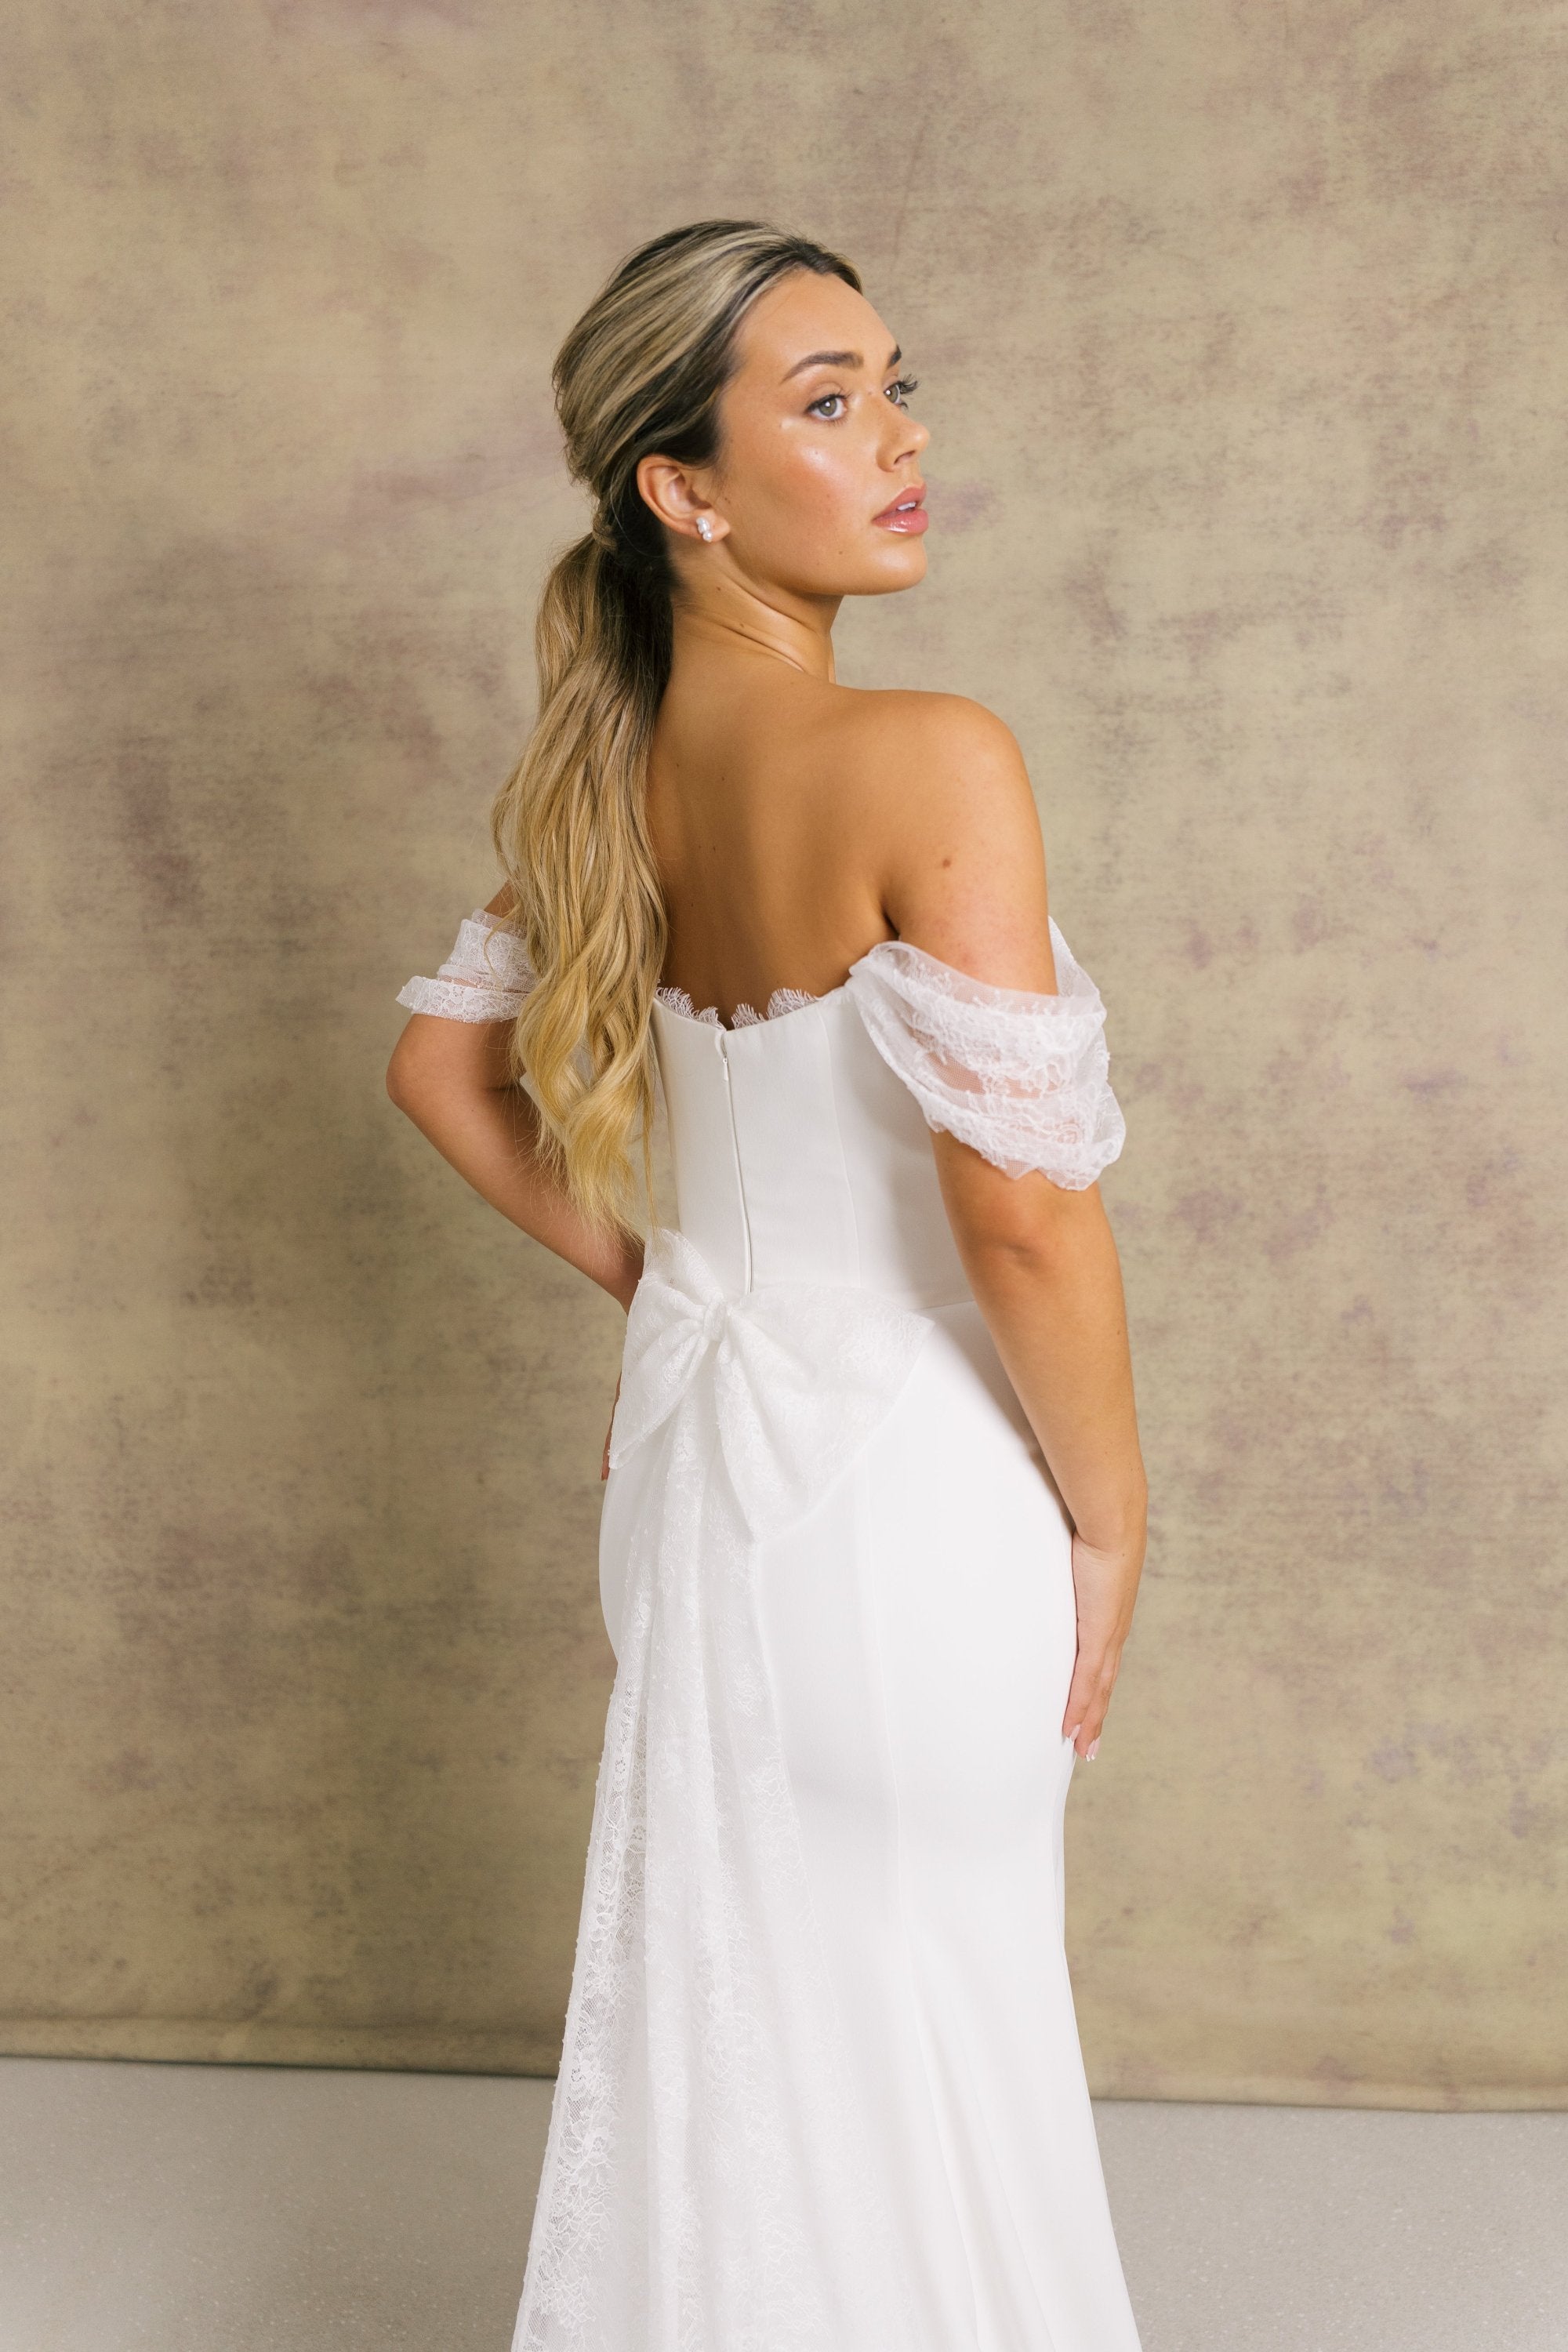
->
[503,973,1142,2352]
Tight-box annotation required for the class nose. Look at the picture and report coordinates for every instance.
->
[885,407,929,466]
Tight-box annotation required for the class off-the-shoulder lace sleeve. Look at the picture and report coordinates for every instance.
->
[844,918,1126,1188]
[395,908,536,1022]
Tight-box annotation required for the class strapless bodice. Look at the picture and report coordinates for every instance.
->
[652,988,971,1310]
[396,911,1127,1281]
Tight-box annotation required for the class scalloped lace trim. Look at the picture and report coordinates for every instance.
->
[655,982,820,1029]
[397,913,822,1033]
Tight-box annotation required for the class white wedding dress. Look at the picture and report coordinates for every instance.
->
[398,911,1142,2352]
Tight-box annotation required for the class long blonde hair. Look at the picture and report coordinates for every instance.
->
[488,220,861,1233]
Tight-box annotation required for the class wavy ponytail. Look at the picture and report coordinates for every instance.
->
[488,220,860,1234]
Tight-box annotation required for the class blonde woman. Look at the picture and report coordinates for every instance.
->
[389,221,1147,2352]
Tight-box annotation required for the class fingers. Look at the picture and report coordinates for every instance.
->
[601,1372,622,1481]
[1062,1643,1121,1760]
[1062,1525,1141,1761]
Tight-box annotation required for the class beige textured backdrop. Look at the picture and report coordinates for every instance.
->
[4,1,1564,2107]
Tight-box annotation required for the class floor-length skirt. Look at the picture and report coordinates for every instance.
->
[591,1293,1142,2352]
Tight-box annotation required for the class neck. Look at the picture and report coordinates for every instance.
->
[666,561,840,684]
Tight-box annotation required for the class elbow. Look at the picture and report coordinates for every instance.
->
[953,1181,1105,1282]
[963,1228,1069,1289]
[385,1035,433,1118]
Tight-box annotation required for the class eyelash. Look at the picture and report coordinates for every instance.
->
[806,375,920,421]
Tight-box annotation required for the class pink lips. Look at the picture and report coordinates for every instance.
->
[873,485,929,534]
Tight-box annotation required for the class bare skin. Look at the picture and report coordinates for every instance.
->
[387,266,1146,1760]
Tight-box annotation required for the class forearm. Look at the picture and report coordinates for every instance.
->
[391,1065,644,1309]
[935,1149,1145,1549]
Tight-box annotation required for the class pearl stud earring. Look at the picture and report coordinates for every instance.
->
[695,517,713,542]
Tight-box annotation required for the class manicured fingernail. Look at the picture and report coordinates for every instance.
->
[1086,1738,1100,1760]
[1066,1724,1083,1743]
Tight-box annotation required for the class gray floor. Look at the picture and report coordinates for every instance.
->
[2,2057,1564,2349]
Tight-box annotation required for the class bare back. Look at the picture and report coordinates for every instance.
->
[646,650,1058,1024]
[645,656,895,1025]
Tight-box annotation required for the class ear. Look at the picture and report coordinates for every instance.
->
[635,453,728,543]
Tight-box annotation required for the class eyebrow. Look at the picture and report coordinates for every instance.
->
[781,343,902,383]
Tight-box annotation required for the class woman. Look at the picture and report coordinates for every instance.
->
[388,221,1147,2352]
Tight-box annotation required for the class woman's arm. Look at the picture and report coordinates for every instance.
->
[873,696,1148,1761]
[932,1144,1145,1761]
[385,892,644,1312]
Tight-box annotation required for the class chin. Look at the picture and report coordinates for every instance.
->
[878,545,929,595]
[849,542,929,597]
[786,540,929,601]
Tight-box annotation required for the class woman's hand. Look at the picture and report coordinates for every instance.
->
[601,1374,622,1480]
[1062,1526,1145,1762]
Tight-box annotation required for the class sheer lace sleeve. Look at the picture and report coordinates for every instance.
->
[845,918,1126,1188]
[395,908,536,1023]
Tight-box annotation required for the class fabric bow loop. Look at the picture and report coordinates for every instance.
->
[608,1228,931,1537]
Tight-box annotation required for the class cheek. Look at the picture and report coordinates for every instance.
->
[757,437,869,539]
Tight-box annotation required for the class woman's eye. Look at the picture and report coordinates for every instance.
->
[884,375,920,408]
[807,391,848,419]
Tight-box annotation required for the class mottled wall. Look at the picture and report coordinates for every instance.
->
[4,0,1563,2102]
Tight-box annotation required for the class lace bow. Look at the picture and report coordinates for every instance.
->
[514,1229,938,2352]
[609,1227,932,1536]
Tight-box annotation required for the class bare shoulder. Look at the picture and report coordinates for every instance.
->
[826,683,1024,773]
[823,688,1054,988]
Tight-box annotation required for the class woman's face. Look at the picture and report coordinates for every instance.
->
[645,268,930,601]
